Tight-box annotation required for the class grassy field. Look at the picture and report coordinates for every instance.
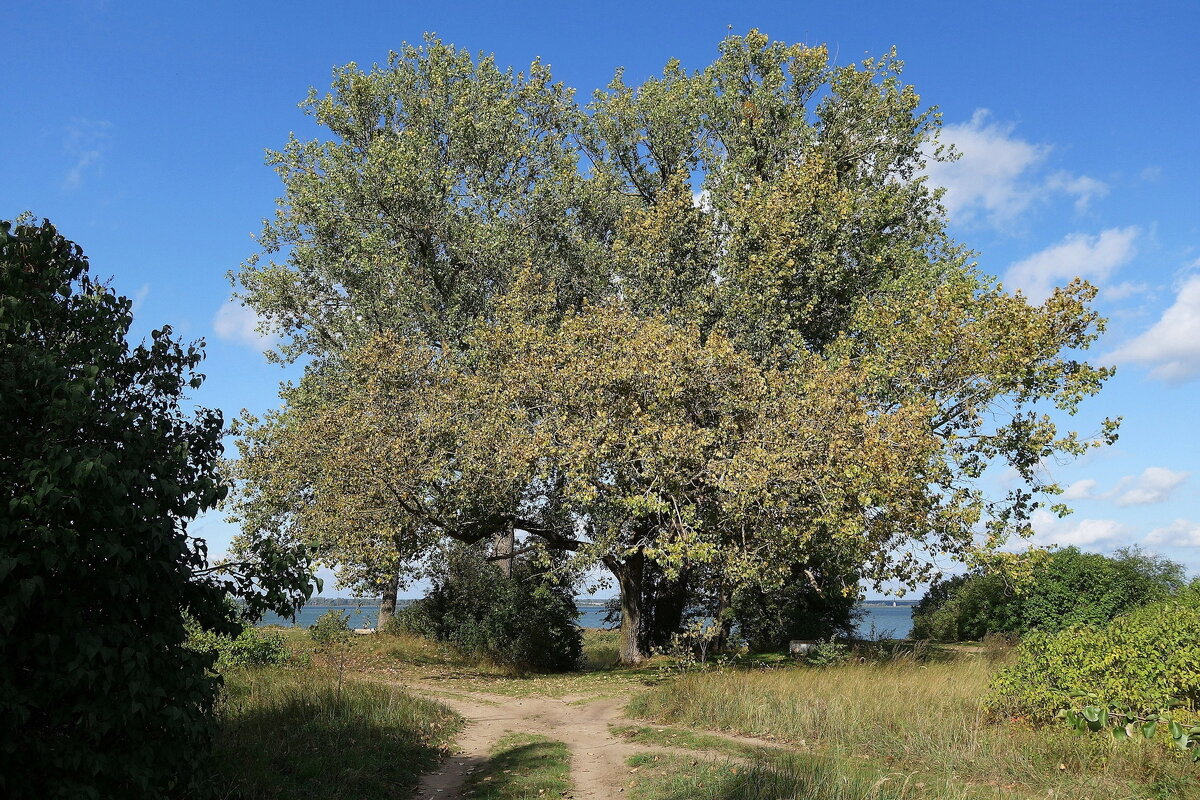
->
[210,629,1200,799]
[202,667,461,799]
[626,656,1199,799]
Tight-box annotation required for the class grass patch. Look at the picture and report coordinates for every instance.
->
[206,667,461,799]
[611,724,767,759]
[622,751,981,800]
[463,732,572,799]
[627,658,1200,798]
[582,627,621,669]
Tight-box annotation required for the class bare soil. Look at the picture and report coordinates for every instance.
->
[403,681,776,799]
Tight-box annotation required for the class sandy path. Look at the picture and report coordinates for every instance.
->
[404,682,766,799]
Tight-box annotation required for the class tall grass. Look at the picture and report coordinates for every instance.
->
[627,751,978,800]
[204,668,461,799]
[627,658,1198,798]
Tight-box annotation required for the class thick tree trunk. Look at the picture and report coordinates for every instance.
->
[493,522,515,578]
[376,567,400,632]
[606,551,647,664]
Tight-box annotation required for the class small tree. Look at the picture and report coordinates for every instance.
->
[0,220,314,798]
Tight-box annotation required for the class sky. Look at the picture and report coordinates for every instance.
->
[5,1,1198,597]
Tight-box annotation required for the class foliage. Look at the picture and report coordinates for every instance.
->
[912,546,1184,640]
[395,544,582,671]
[230,31,1117,663]
[804,638,852,668]
[730,561,862,651]
[1057,695,1200,762]
[206,668,460,799]
[0,220,314,798]
[986,600,1200,723]
[309,608,353,646]
[187,624,293,670]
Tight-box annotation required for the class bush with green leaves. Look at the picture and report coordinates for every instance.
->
[912,546,1184,641]
[986,599,1200,723]
[309,608,353,646]
[396,545,582,671]
[730,561,862,651]
[188,625,293,670]
[0,220,313,798]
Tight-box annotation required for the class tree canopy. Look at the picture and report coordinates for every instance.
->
[0,220,314,797]
[230,31,1117,662]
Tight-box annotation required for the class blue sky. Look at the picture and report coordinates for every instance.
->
[5,1,1199,597]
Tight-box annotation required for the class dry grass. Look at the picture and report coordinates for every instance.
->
[627,657,1199,799]
[205,667,461,799]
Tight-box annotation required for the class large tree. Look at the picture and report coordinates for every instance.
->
[230,32,1116,662]
[0,220,315,797]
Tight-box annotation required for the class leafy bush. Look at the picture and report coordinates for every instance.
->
[806,637,851,667]
[0,220,312,799]
[395,545,581,671]
[189,625,293,670]
[309,609,353,646]
[730,561,862,651]
[912,546,1183,640]
[986,600,1200,722]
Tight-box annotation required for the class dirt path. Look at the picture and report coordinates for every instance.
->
[403,682,774,799]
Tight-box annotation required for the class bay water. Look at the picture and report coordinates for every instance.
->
[257,600,913,638]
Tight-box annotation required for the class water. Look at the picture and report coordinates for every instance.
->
[256,600,911,637]
[856,605,913,639]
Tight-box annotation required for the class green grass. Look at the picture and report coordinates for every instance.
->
[627,657,1200,799]
[611,723,767,759]
[623,751,982,800]
[462,732,572,799]
[204,667,461,799]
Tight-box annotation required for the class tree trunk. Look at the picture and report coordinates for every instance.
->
[493,522,515,578]
[606,551,647,664]
[376,567,400,632]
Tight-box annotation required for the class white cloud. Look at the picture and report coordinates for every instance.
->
[1109,275,1200,382]
[1045,171,1109,213]
[1030,509,1127,547]
[1146,519,1200,548]
[1105,466,1189,507]
[925,110,1108,228]
[1102,281,1148,301]
[1061,479,1097,500]
[213,299,278,352]
[1004,227,1138,303]
[130,283,150,313]
[62,118,113,190]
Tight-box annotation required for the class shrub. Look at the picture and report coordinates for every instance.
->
[730,562,862,651]
[395,545,582,671]
[912,546,1183,641]
[986,600,1200,722]
[188,625,293,670]
[309,609,353,646]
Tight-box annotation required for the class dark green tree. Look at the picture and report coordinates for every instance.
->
[912,546,1184,641]
[396,542,582,672]
[0,220,314,799]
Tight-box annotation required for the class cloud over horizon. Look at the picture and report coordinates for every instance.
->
[925,110,1108,228]
[1030,509,1128,548]
[62,118,113,190]
[1004,227,1138,303]
[213,299,278,353]
[1109,274,1200,383]
[1146,519,1200,548]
